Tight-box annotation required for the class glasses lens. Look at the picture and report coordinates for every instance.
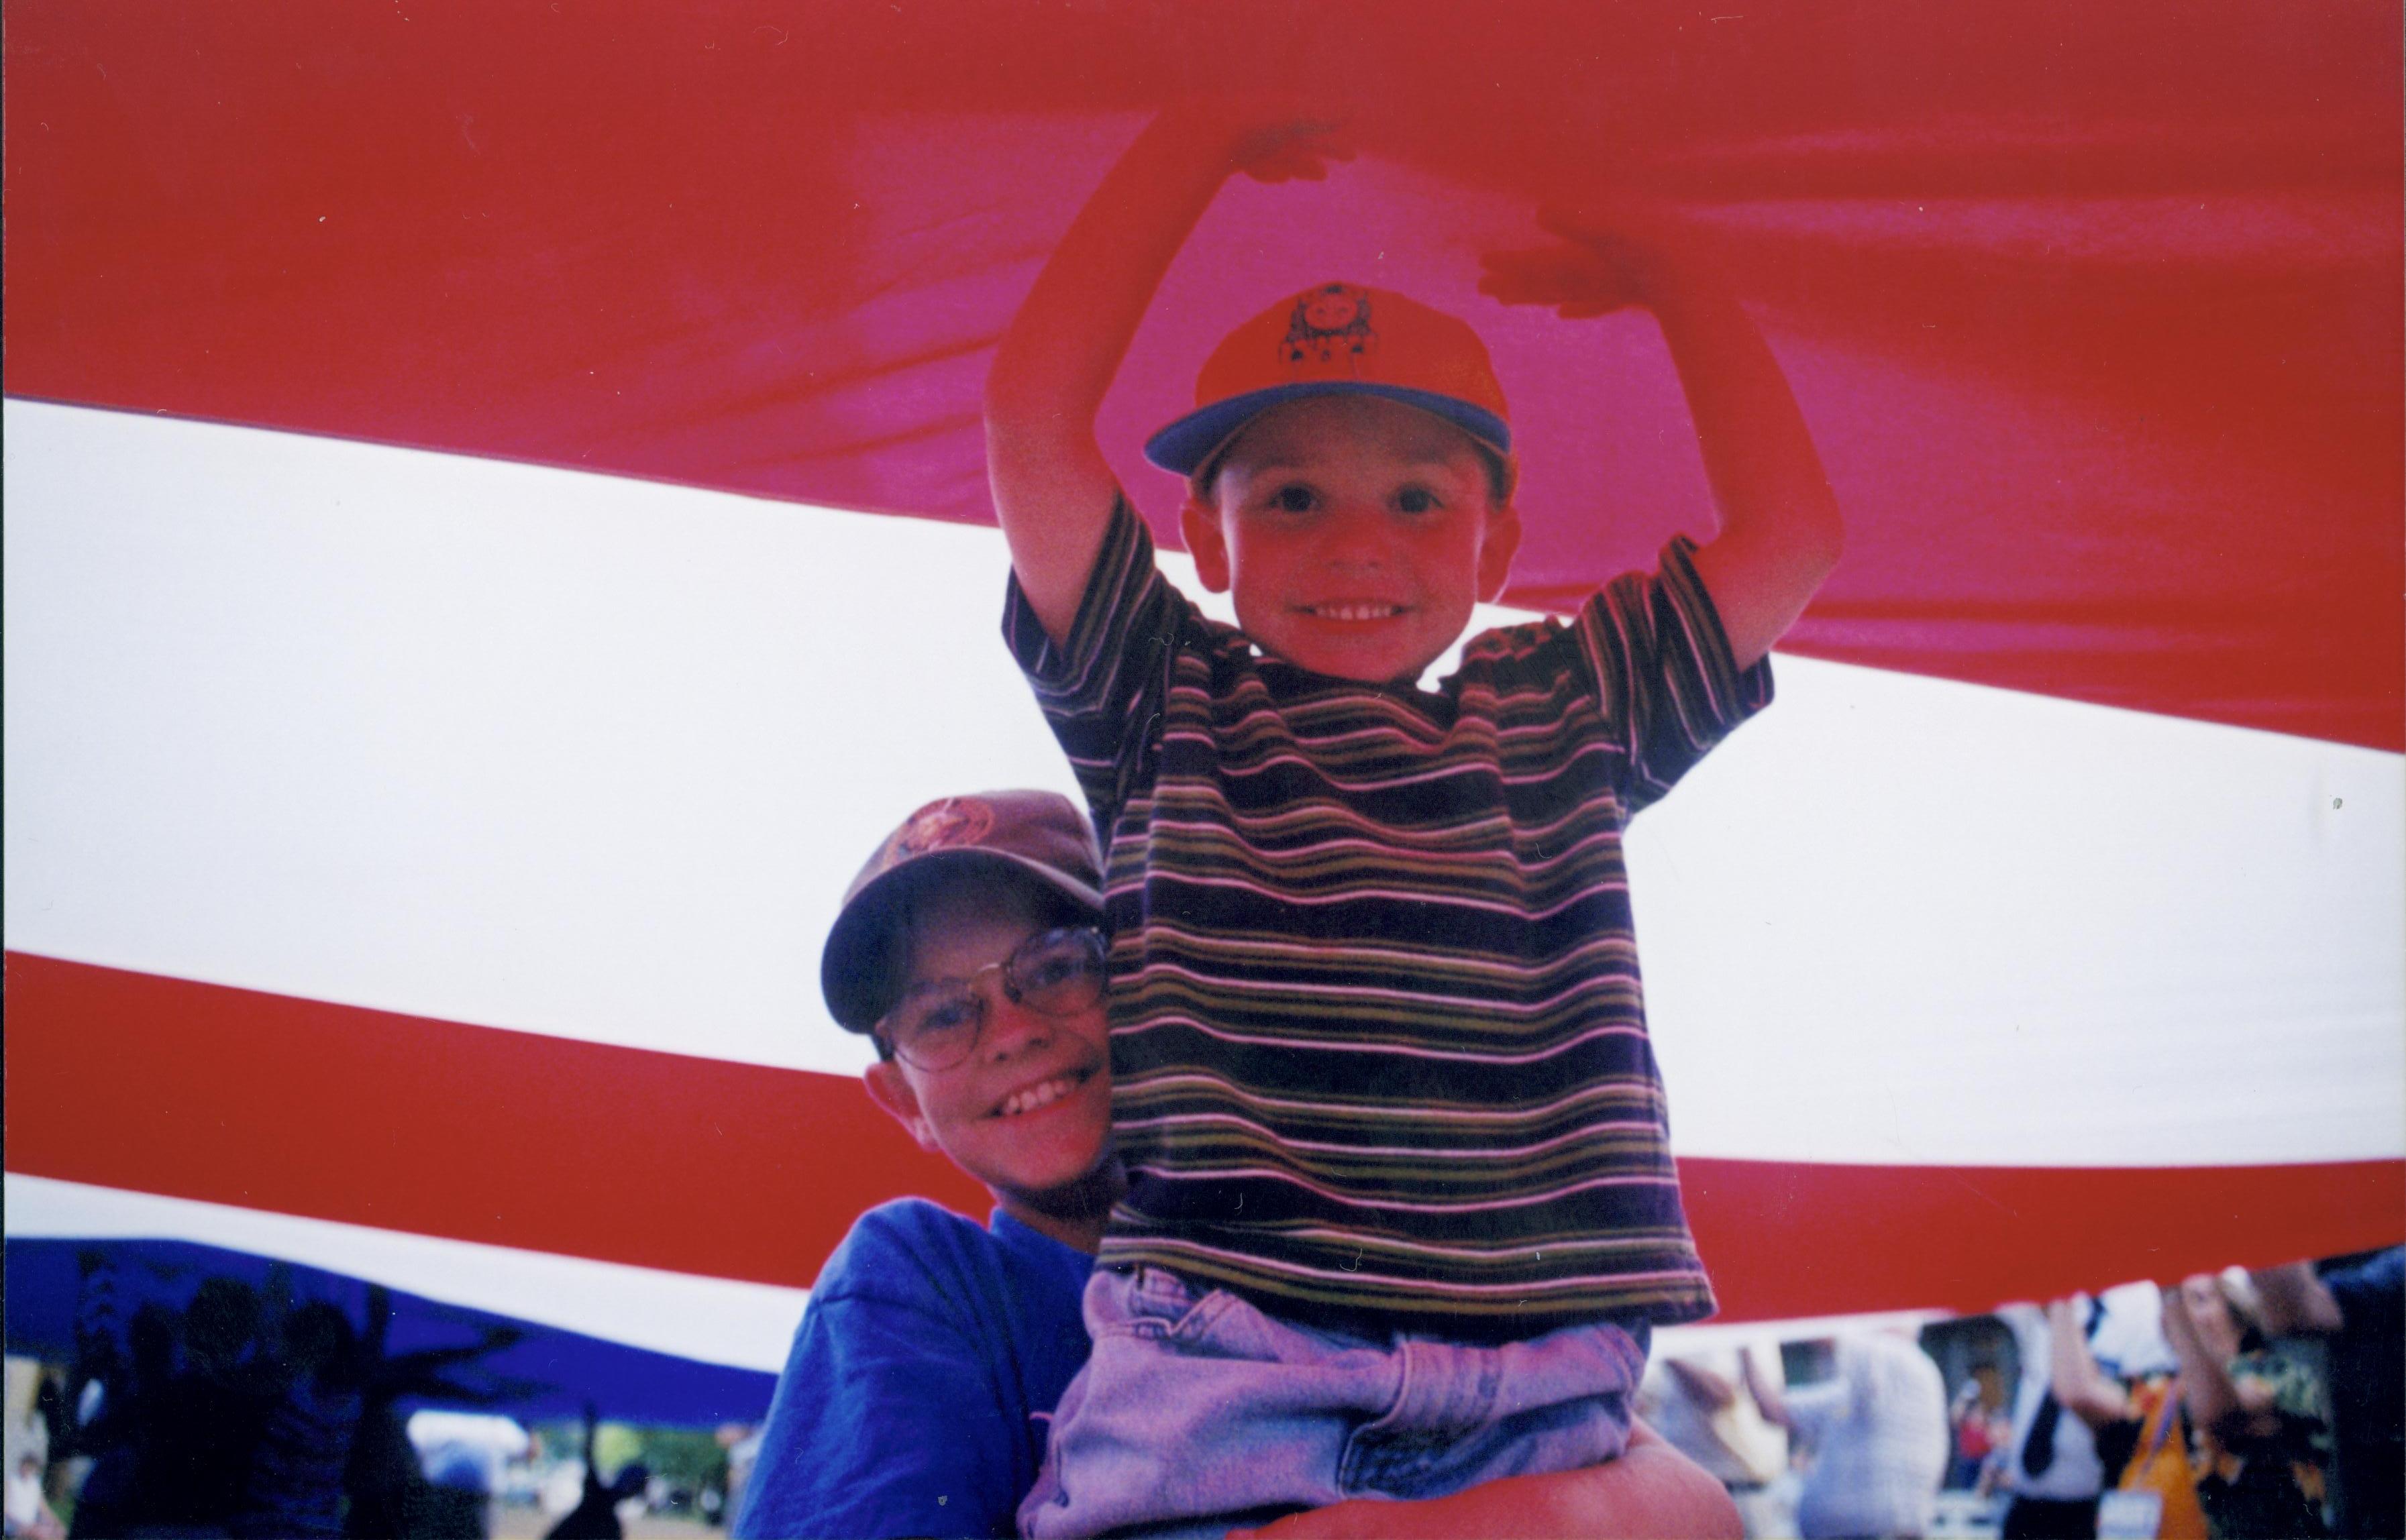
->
[887,987,982,1070]
[1009,928,1106,1013]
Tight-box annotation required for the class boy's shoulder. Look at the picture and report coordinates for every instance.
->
[818,1197,1090,1311]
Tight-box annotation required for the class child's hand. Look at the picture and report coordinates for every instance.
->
[1171,98,1352,184]
[1479,205,1691,318]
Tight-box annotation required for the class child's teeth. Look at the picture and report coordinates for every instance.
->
[1004,1075,1074,1116]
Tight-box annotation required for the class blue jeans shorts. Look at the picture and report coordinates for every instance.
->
[1018,1264,1649,1539]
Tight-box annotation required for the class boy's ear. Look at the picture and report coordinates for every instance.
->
[1476,503,1522,604]
[1179,496,1233,594]
[864,1060,938,1151]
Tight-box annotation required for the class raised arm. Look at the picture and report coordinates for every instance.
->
[2160,1277,2280,1447]
[986,103,1346,645]
[2248,1260,2346,1338]
[2043,1297,2134,1431]
[1481,208,1843,671]
[1230,1419,1742,1540]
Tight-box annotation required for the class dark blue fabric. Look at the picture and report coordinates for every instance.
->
[3,1237,776,1429]
[735,1200,1094,1540]
[2321,1246,2403,1540]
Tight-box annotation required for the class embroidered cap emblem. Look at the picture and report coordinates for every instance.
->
[1279,282,1378,370]
[892,795,995,858]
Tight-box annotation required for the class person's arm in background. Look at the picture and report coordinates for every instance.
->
[2045,1297,2134,1431]
[1664,1356,1738,1413]
[1742,1340,1846,1447]
[2160,1278,2279,1448]
[1738,1344,1789,1429]
[2248,1261,2345,1337]
[1481,207,1843,671]
[1230,1420,1742,1540]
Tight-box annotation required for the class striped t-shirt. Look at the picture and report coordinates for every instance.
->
[1005,500,1771,1333]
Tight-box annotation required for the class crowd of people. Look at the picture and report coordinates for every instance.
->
[9,1266,524,1539]
[1630,1254,2403,1540]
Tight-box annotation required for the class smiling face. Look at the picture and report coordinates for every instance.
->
[1181,395,1520,685]
[861,877,1114,1248]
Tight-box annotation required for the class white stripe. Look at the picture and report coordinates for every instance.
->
[6,400,2399,1169]
[3,1173,806,1374]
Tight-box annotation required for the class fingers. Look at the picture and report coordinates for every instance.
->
[1538,198,1675,243]
[1222,101,1357,177]
[1244,138,1347,183]
[1478,243,1640,317]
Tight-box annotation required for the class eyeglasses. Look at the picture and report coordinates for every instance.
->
[876,926,1106,1071]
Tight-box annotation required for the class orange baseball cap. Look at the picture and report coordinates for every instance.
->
[1145,282,1512,476]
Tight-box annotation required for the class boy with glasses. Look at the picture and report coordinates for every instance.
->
[737,791,1742,1538]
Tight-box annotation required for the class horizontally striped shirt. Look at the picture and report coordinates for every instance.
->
[1006,500,1771,1333]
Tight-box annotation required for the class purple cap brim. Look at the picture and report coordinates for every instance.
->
[1143,382,1512,476]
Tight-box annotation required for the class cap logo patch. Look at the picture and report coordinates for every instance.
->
[1279,283,1377,373]
[892,795,994,857]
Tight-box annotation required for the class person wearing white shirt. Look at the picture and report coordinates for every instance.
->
[1750,1329,1948,1540]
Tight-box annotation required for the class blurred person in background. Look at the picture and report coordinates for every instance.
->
[2248,1249,2403,1540]
[1636,1348,1790,1536]
[1993,1284,2173,1540]
[546,1407,645,1540]
[1746,1328,1948,1540]
[2040,1296,2205,1540]
[2160,1269,2334,1539]
[6,1455,66,1540]
[1944,1367,2007,1491]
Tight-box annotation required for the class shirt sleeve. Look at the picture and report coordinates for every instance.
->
[735,1245,1025,1539]
[1573,533,1775,813]
[1783,1377,1848,1442]
[1002,496,1190,835]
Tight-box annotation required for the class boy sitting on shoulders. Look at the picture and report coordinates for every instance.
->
[988,102,1841,1537]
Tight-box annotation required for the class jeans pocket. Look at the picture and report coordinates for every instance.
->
[1100,1264,1232,1343]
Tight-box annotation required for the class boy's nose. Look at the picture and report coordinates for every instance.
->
[978,985,1054,1061]
[1316,502,1396,567]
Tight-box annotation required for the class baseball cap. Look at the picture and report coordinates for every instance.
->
[821,790,1104,1034]
[1144,282,1512,477]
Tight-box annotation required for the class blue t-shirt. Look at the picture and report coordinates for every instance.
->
[735,1199,1095,1540]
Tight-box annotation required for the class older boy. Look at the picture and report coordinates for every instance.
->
[988,103,1841,1537]
[737,791,1740,1539]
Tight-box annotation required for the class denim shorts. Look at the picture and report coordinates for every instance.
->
[1018,1264,1649,1539]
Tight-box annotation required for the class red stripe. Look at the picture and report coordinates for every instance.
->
[5,3,2398,750]
[3,950,990,1288]
[7,951,2399,1318]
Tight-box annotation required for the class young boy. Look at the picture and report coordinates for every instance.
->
[988,104,1842,1537]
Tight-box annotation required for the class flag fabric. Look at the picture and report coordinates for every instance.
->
[5,1,2400,1391]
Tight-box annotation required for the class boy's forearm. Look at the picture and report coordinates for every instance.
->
[1640,251,1843,669]
[1649,274,1844,524]
[988,108,1241,434]
[986,109,1245,641]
